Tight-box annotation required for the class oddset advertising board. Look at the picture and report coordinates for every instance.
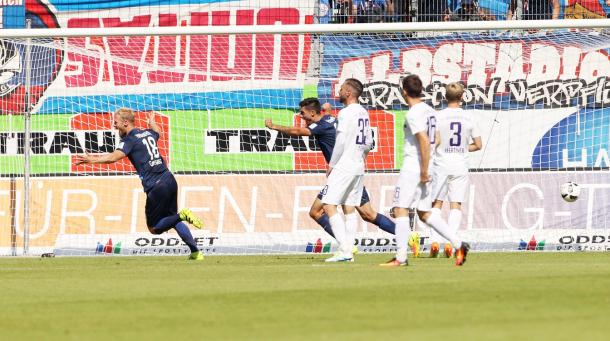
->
[2,172,610,255]
[1,1,610,254]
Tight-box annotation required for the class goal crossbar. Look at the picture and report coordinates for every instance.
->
[2,19,610,38]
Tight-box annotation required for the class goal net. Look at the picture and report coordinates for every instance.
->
[2,17,610,256]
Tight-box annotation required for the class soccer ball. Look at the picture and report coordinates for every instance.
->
[560,182,580,202]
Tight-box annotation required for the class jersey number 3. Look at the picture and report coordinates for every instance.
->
[356,118,370,145]
[142,136,160,160]
[449,122,462,147]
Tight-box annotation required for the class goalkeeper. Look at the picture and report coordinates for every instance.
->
[265,98,395,243]
[75,108,205,260]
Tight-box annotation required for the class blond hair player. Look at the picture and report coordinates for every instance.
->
[429,82,482,257]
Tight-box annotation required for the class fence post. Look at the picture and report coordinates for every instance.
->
[23,18,32,256]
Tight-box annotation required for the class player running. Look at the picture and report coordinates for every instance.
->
[382,75,470,267]
[74,108,205,260]
[265,98,395,252]
[428,82,482,258]
[321,79,374,262]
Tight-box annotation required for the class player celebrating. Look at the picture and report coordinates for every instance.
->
[265,98,395,247]
[74,108,205,260]
[382,75,470,267]
[428,82,482,258]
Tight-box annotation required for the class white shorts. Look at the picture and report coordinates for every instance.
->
[432,172,469,203]
[320,169,364,206]
[392,170,432,212]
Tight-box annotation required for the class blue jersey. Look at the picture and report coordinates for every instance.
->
[308,114,337,164]
[117,128,169,192]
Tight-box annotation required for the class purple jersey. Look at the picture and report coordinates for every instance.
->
[117,128,169,192]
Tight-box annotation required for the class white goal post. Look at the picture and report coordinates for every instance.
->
[3,19,610,37]
[2,19,610,256]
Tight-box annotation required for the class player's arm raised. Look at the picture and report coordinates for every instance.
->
[147,111,162,136]
[74,150,126,165]
[264,119,311,137]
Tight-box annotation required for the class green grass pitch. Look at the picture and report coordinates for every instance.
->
[1,252,609,340]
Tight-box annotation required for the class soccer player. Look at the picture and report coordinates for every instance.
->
[321,79,374,262]
[264,98,395,248]
[382,75,470,267]
[428,82,482,258]
[74,108,205,260]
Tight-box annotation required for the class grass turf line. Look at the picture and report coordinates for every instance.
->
[0,252,609,340]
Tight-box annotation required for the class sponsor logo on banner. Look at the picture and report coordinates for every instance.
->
[7,172,609,254]
[96,238,122,254]
[205,128,329,154]
[54,233,220,256]
[556,234,610,251]
[518,235,545,251]
[0,110,169,174]
[354,236,430,253]
[131,236,219,255]
[305,239,331,253]
[356,237,396,253]
[204,110,395,170]
[0,130,118,155]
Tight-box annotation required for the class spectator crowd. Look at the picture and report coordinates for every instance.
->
[323,0,610,24]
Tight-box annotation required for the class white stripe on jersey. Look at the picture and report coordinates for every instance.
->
[434,107,481,175]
